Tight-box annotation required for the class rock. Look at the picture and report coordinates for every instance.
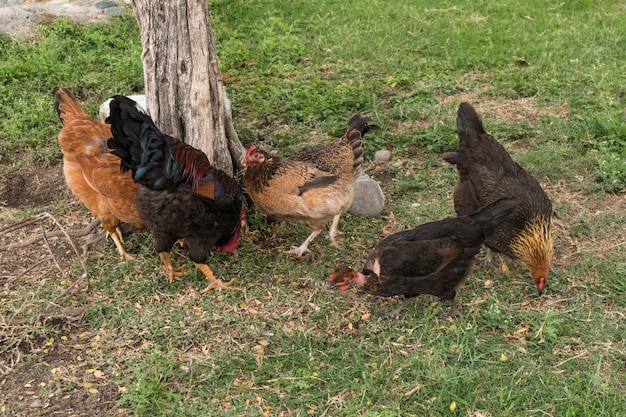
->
[95,0,117,9]
[99,95,147,121]
[103,6,127,15]
[29,398,43,408]
[349,173,385,217]
[373,149,391,163]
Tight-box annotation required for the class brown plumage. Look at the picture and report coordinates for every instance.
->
[330,198,520,319]
[442,102,553,294]
[243,115,379,256]
[106,95,245,292]
[55,87,145,260]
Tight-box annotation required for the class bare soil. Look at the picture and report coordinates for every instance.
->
[0,163,128,416]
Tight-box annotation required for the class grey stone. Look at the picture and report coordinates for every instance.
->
[348,173,385,217]
[104,6,127,15]
[29,399,43,408]
[95,0,116,9]
[373,149,391,163]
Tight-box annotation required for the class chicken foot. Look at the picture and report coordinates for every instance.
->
[328,214,343,248]
[159,252,186,283]
[195,263,238,292]
[447,297,461,318]
[109,226,135,261]
[377,296,417,320]
[287,230,321,257]
[378,296,461,320]
[482,249,510,273]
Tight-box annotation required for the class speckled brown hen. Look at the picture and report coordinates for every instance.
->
[443,102,553,294]
[330,198,519,319]
[243,115,379,256]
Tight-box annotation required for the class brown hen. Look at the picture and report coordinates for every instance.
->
[330,198,519,319]
[443,102,553,294]
[55,88,145,260]
[243,115,379,256]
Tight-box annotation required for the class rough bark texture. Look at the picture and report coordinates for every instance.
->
[130,0,246,173]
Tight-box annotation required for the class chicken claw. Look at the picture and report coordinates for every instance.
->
[194,262,239,292]
[286,230,321,257]
[159,252,186,283]
[377,297,417,320]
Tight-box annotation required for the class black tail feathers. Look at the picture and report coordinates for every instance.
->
[471,198,519,237]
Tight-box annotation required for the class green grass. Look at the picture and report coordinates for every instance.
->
[1,1,625,416]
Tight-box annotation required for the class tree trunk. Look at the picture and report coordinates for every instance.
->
[130,0,246,174]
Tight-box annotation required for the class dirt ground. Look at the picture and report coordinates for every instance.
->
[0,164,129,416]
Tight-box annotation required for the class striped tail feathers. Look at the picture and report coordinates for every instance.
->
[345,114,379,174]
[54,88,89,124]
[346,114,380,139]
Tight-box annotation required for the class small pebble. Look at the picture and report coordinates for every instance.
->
[29,399,43,408]
[373,149,391,163]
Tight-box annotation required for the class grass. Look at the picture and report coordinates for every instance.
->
[0,1,625,416]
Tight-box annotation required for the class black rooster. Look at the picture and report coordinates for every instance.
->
[107,96,244,292]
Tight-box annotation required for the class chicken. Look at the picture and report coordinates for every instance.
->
[243,115,379,256]
[443,102,554,294]
[330,198,520,319]
[55,87,145,260]
[106,95,245,292]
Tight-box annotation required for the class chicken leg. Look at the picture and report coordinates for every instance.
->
[328,214,343,248]
[377,296,417,320]
[286,230,321,257]
[159,252,186,283]
[108,226,135,261]
[194,263,237,292]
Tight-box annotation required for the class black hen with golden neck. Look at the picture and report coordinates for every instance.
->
[443,102,553,294]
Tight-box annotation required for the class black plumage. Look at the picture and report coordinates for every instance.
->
[107,95,244,292]
[443,102,553,294]
[330,198,519,319]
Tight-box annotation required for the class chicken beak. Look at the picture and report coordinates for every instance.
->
[536,277,545,296]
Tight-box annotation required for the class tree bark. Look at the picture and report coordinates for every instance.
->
[130,0,246,174]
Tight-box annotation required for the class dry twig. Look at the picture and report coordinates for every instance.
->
[0,212,89,295]
[0,218,100,251]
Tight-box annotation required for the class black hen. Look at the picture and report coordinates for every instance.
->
[106,95,244,292]
[330,198,519,319]
[443,102,553,294]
